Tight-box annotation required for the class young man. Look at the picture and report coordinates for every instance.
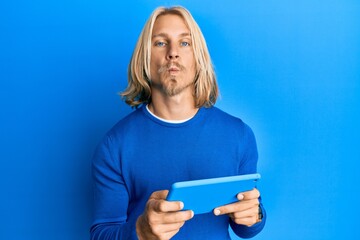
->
[91,6,266,240]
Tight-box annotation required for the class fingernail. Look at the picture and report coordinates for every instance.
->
[214,209,221,216]
[238,194,244,200]
[179,202,184,209]
[190,210,194,218]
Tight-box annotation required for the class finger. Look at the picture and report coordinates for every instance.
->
[150,215,192,239]
[161,221,186,232]
[160,230,180,240]
[162,210,194,223]
[239,188,260,200]
[150,190,169,200]
[155,229,181,240]
[230,205,259,220]
[149,198,184,213]
[214,198,259,216]
[151,222,183,234]
[231,215,259,227]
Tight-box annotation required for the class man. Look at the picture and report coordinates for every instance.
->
[91,6,266,240]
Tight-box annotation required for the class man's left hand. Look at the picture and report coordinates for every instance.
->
[213,188,261,227]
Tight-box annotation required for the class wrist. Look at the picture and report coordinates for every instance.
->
[258,205,263,222]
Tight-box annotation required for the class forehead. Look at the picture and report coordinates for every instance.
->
[152,14,190,36]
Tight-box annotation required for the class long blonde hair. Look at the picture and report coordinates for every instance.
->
[121,6,218,108]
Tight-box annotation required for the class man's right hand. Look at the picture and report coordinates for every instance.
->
[136,190,194,240]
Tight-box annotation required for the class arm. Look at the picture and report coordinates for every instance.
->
[90,136,193,240]
[90,136,134,239]
[221,124,266,238]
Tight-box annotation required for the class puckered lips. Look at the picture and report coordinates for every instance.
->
[168,65,180,75]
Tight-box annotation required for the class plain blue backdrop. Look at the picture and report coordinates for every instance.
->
[1,0,359,239]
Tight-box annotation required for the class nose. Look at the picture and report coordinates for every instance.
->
[166,43,179,60]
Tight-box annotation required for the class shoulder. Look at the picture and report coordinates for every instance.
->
[104,105,146,142]
[206,106,247,126]
[92,106,147,166]
[205,106,255,137]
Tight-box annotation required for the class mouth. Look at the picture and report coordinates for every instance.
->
[158,63,184,75]
[168,66,180,75]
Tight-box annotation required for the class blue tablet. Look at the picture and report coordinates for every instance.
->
[166,173,260,215]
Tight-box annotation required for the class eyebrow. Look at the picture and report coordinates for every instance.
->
[152,32,191,39]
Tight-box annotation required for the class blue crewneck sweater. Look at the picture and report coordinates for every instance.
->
[91,105,266,239]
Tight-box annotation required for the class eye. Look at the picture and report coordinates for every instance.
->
[155,41,166,47]
[180,41,191,47]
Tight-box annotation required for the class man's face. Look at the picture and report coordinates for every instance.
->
[150,14,196,97]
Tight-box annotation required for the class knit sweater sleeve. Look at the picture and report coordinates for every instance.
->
[230,124,266,238]
[90,135,135,240]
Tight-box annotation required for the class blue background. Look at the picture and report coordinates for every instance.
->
[1,0,359,239]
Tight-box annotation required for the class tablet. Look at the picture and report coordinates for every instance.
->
[166,173,260,215]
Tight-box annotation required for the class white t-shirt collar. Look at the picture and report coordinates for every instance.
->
[145,104,195,124]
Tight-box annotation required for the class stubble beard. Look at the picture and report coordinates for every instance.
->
[163,77,194,97]
[155,63,194,97]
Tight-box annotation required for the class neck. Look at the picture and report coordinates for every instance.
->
[148,91,198,121]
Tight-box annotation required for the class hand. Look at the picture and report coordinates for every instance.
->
[136,190,194,240]
[213,188,261,227]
